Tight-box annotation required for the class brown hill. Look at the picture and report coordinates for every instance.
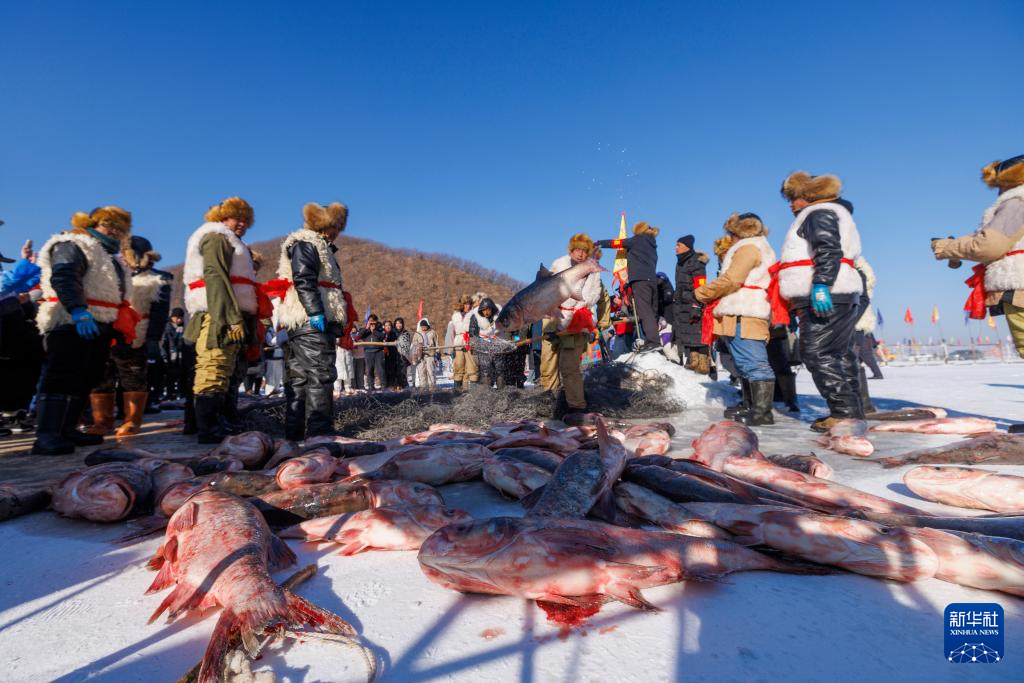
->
[165,234,522,327]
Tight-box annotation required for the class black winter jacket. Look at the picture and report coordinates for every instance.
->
[288,240,332,318]
[595,234,658,283]
[50,241,126,328]
[143,268,173,343]
[671,250,708,346]
[791,198,860,308]
[359,325,386,355]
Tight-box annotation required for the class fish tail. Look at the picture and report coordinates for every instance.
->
[196,607,240,683]
[146,582,192,624]
[284,590,356,636]
[334,529,369,556]
[144,560,175,595]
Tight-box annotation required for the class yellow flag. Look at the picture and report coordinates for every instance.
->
[986,312,997,330]
[931,306,940,324]
[612,212,628,288]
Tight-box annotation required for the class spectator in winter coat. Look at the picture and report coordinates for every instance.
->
[779,172,865,432]
[359,315,386,390]
[0,239,43,435]
[656,272,674,319]
[161,308,187,399]
[672,235,710,373]
[412,318,438,390]
[469,297,504,388]
[394,317,413,388]
[696,213,777,426]
[596,222,660,351]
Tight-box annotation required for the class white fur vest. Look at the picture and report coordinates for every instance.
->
[183,222,257,315]
[128,270,167,348]
[36,232,130,334]
[981,186,1024,293]
[550,254,602,331]
[854,256,877,333]
[471,306,502,337]
[275,229,348,329]
[714,236,775,320]
[451,310,473,336]
[779,202,863,300]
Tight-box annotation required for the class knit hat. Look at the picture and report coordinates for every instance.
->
[677,235,695,249]
[982,155,1024,190]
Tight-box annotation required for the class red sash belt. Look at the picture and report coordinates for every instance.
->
[187,276,258,290]
[777,258,856,270]
[45,297,140,344]
[963,249,1024,320]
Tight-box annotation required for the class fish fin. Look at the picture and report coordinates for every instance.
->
[145,559,175,595]
[537,263,552,279]
[267,533,297,571]
[145,535,177,571]
[195,608,239,683]
[590,490,618,522]
[529,526,617,558]
[520,485,545,509]
[284,590,356,636]
[115,515,169,544]
[170,501,198,533]
[605,584,658,611]
[147,582,192,624]
[334,529,369,556]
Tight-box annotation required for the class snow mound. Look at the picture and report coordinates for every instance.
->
[624,352,725,407]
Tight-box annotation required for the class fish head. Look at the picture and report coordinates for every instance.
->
[904,465,978,485]
[419,516,522,560]
[495,300,524,332]
[366,480,445,507]
[157,478,210,516]
[410,505,474,530]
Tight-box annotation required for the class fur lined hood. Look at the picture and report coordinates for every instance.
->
[982,155,1024,191]
[70,206,132,234]
[724,212,767,239]
[205,196,254,225]
[633,221,659,237]
[303,202,348,233]
[781,171,842,203]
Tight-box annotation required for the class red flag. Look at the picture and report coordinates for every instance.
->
[416,299,424,322]
[904,308,914,325]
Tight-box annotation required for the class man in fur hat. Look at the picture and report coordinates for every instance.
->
[541,232,602,415]
[932,155,1024,359]
[31,207,136,455]
[276,202,349,440]
[696,213,777,426]
[778,171,864,432]
[450,294,478,390]
[672,234,710,373]
[597,221,661,352]
[86,235,172,437]
[182,197,258,443]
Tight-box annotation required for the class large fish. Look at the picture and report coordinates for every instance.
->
[906,527,1024,596]
[0,484,52,522]
[720,457,930,516]
[869,417,997,436]
[525,451,606,518]
[486,421,544,438]
[264,440,302,469]
[495,258,605,332]
[613,483,731,539]
[483,456,552,499]
[280,505,473,555]
[401,427,491,445]
[766,454,834,479]
[145,491,354,683]
[354,444,490,486]
[903,466,1024,514]
[188,455,246,476]
[663,459,816,509]
[334,448,402,478]
[52,462,154,522]
[690,421,763,470]
[208,431,275,469]
[620,424,673,456]
[418,516,827,611]
[866,407,947,421]
[491,447,564,472]
[487,428,580,454]
[83,446,166,467]
[207,471,279,498]
[623,465,753,505]
[683,503,938,582]
[877,432,1024,468]
[856,511,1024,543]
[275,449,338,489]
[253,480,443,526]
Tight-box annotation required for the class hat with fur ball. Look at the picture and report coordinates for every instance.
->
[982,155,1024,190]
[781,171,842,203]
[723,212,766,238]
[205,197,254,225]
[303,202,349,233]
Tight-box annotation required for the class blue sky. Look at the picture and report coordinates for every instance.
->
[1,1,1021,343]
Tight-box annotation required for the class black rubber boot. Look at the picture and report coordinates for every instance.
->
[221,389,244,435]
[738,380,775,426]
[284,382,307,442]
[64,395,104,446]
[182,396,197,435]
[778,374,799,412]
[724,380,751,419]
[195,393,227,444]
[31,394,76,455]
[858,366,876,415]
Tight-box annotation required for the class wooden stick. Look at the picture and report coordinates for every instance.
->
[353,341,397,347]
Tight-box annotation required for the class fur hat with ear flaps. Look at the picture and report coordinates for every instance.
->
[723,212,767,239]
[781,171,842,203]
[70,206,132,235]
[303,202,349,233]
[633,221,659,237]
[205,197,255,225]
[982,155,1024,190]
[568,232,594,254]
[123,235,161,270]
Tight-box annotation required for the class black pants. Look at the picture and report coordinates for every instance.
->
[478,352,505,388]
[630,280,660,344]
[95,344,149,393]
[163,359,183,399]
[795,303,863,419]
[0,309,44,412]
[39,326,113,396]
[858,333,884,378]
[766,336,795,378]
[284,328,337,439]
[352,357,365,390]
[364,351,385,389]
[148,355,165,399]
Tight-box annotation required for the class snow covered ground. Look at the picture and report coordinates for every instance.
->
[0,361,1022,682]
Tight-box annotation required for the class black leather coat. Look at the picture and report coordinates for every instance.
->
[671,250,707,346]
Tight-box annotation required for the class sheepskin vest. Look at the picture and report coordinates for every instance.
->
[550,254,602,331]
[855,257,877,333]
[128,270,167,348]
[275,229,348,329]
[472,307,502,337]
[183,222,258,315]
[714,236,775,320]
[981,186,1024,293]
[36,232,130,333]
[779,202,863,300]
[451,310,473,336]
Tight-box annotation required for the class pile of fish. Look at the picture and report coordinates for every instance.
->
[4,412,1024,680]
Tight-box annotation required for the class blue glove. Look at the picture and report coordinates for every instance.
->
[309,314,326,332]
[811,284,833,316]
[70,307,100,339]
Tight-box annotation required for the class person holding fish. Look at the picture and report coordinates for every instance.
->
[539,232,602,416]
[695,213,777,426]
[932,154,1024,361]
